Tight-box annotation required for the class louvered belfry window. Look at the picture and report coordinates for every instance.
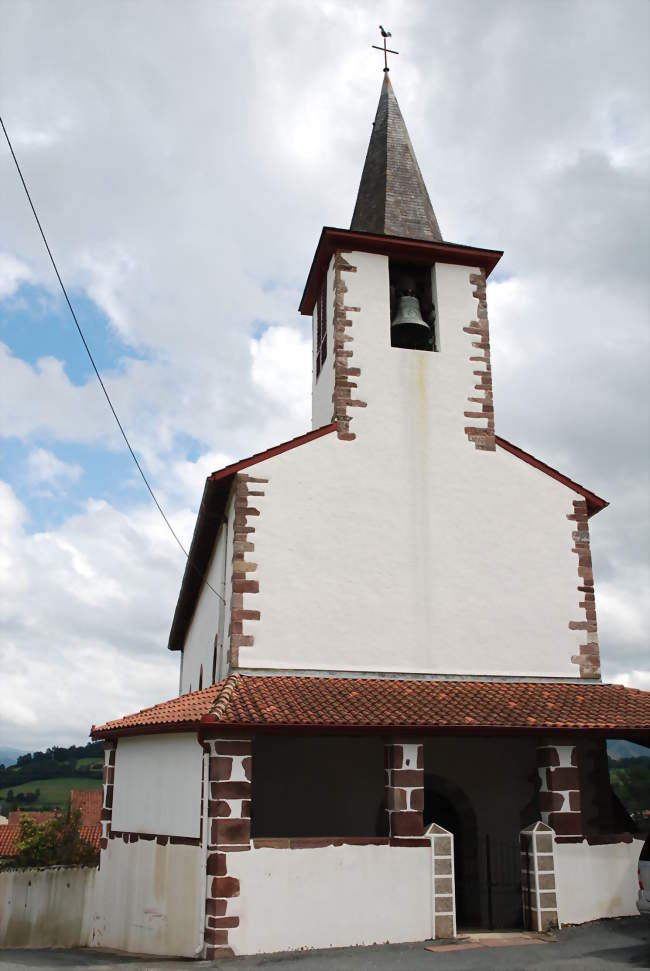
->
[316,279,327,377]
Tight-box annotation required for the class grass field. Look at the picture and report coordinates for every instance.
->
[0,776,102,810]
[75,756,103,770]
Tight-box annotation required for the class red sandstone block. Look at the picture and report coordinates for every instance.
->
[212,818,250,846]
[410,789,424,812]
[208,800,232,818]
[209,916,240,928]
[546,767,579,792]
[386,788,407,811]
[204,928,229,946]
[536,747,560,768]
[391,811,424,837]
[548,811,582,836]
[391,769,424,787]
[232,579,259,594]
[209,756,233,782]
[212,781,251,800]
[384,745,403,769]
[211,876,240,898]
[538,791,564,812]
[242,757,252,781]
[569,791,581,811]
[206,852,227,876]
[205,898,227,917]
[205,946,235,960]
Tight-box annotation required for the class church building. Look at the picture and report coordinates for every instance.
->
[89,71,650,959]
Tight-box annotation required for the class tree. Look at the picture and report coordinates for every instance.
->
[12,808,99,868]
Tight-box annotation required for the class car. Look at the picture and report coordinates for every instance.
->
[638,834,650,916]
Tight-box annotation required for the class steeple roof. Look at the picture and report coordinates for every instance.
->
[350,74,442,242]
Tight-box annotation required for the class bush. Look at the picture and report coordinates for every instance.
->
[12,808,99,868]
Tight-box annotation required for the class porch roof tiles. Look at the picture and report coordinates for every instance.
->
[91,675,650,740]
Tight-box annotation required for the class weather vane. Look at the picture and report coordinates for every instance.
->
[373,26,399,73]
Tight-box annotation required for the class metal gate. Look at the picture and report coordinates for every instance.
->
[484,834,529,930]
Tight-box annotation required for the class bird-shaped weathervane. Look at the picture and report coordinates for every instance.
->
[373,26,399,72]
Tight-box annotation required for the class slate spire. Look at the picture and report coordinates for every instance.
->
[350,74,442,242]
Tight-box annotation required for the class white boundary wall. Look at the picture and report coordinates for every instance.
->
[91,838,203,956]
[0,866,96,948]
[227,843,432,955]
[555,838,643,924]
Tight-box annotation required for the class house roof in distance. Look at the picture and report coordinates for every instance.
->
[91,675,650,741]
[351,74,442,242]
[0,822,102,859]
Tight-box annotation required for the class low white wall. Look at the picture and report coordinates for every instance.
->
[228,843,432,955]
[111,733,203,838]
[90,837,203,957]
[0,866,96,948]
[555,838,643,925]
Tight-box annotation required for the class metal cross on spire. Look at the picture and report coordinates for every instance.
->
[372,25,399,72]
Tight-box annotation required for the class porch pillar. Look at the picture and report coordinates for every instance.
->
[203,736,252,960]
[536,742,582,838]
[384,738,424,842]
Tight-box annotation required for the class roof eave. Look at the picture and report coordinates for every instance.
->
[299,227,503,316]
[495,436,609,516]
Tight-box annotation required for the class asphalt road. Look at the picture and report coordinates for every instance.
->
[0,918,648,970]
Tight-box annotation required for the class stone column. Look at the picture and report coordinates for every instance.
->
[203,736,252,960]
[384,738,424,842]
[426,823,456,939]
[520,821,559,931]
[537,743,582,838]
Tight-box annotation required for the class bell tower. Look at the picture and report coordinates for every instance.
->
[303,72,501,451]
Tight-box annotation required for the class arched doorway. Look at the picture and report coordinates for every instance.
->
[424,774,480,928]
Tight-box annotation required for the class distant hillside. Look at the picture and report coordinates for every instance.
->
[0,741,103,813]
[0,747,26,768]
[607,740,650,761]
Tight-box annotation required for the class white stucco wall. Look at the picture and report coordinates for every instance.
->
[311,257,336,429]
[228,843,431,954]
[0,866,96,948]
[181,490,234,692]
[91,838,203,957]
[111,733,203,838]
[216,254,589,678]
[555,838,644,925]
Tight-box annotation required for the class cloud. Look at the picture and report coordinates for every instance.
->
[250,326,312,424]
[26,446,82,489]
[0,252,32,298]
[0,0,648,746]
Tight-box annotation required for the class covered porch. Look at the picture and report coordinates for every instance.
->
[92,674,650,959]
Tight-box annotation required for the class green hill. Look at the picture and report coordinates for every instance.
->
[0,740,103,814]
[0,776,101,811]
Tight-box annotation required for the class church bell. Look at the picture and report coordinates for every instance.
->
[390,289,431,350]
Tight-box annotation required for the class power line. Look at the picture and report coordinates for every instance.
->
[0,113,225,604]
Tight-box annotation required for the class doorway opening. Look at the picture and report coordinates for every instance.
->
[424,774,480,928]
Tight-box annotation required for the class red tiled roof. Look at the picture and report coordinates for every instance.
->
[92,675,650,739]
[0,822,101,858]
[0,826,20,857]
[7,810,56,825]
[70,789,102,826]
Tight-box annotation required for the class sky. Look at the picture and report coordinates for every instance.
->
[0,0,648,751]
